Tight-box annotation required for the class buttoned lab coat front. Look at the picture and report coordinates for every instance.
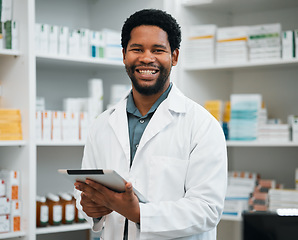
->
[75,84,227,240]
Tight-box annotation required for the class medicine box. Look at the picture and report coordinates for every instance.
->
[0,179,5,197]
[58,26,69,56]
[42,111,52,141]
[52,111,62,141]
[0,197,10,215]
[0,215,10,233]
[282,30,294,59]
[11,200,21,232]
[0,170,20,200]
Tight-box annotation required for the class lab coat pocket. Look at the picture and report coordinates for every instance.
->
[148,156,188,201]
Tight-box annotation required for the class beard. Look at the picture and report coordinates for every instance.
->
[125,64,171,96]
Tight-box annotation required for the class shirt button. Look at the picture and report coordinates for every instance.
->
[139,119,145,124]
[136,144,139,148]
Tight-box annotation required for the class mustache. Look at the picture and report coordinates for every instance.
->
[132,64,160,72]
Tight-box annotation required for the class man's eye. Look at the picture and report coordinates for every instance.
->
[153,49,165,53]
[131,49,142,52]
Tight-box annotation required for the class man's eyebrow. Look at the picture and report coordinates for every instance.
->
[128,43,143,48]
[128,44,168,49]
[153,44,167,49]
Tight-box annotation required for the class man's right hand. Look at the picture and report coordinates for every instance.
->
[75,181,113,218]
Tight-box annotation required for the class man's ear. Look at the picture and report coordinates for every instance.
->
[122,48,126,64]
[172,49,179,66]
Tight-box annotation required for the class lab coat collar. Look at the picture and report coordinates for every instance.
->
[108,82,187,167]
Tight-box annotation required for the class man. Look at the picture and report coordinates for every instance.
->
[74,9,227,240]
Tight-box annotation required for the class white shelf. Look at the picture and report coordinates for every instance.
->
[221,214,242,222]
[0,140,26,146]
[227,141,298,147]
[184,58,298,71]
[182,0,298,14]
[0,49,21,56]
[37,141,85,146]
[36,54,124,70]
[0,231,26,239]
[35,222,90,235]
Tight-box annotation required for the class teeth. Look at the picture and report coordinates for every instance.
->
[139,70,157,75]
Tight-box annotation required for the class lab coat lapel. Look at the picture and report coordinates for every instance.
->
[109,99,130,164]
[137,84,186,151]
[139,102,173,149]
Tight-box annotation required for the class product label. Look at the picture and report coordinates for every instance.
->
[53,205,62,223]
[65,204,75,222]
[40,205,49,223]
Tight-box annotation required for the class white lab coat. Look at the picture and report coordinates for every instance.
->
[75,84,227,240]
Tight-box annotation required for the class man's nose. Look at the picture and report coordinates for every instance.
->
[139,50,155,63]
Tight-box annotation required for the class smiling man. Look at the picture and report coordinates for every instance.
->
[74,9,227,240]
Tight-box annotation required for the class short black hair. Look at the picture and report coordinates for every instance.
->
[121,9,181,53]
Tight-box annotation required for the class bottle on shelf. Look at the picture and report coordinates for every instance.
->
[46,193,62,226]
[36,196,49,227]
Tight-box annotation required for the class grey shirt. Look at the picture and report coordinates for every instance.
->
[126,83,172,166]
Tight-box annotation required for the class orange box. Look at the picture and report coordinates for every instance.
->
[11,200,21,232]
[0,170,20,200]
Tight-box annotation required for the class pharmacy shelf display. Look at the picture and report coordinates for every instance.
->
[179,0,298,238]
[2,0,298,240]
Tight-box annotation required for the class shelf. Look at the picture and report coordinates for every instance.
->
[184,58,298,71]
[37,141,85,146]
[182,0,298,14]
[0,140,26,147]
[35,222,90,235]
[227,141,298,147]
[36,54,124,70]
[0,49,21,57]
[221,214,242,221]
[0,231,26,239]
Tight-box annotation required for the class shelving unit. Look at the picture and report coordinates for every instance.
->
[177,0,298,239]
[1,0,297,240]
[35,223,90,235]
[0,49,21,56]
[0,140,27,146]
[0,231,26,240]
[184,58,298,71]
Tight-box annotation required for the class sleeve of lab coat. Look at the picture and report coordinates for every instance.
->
[74,129,106,233]
[139,117,228,239]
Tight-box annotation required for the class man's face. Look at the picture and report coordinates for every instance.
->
[123,25,179,96]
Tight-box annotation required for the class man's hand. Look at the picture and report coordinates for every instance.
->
[74,180,140,223]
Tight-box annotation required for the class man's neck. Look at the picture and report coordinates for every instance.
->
[132,83,170,116]
[132,91,161,116]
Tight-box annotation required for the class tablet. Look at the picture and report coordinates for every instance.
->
[58,169,147,203]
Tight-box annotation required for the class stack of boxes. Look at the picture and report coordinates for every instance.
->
[288,115,298,142]
[229,94,262,141]
[0,170,21,233]
[204,100,223,122]
[268,188,298,211]
[248,23,282,62]
[223,171,258,218]
[258,124,289,142]
[35,23,122,61]
[184,24,216,67]
[36,78,105,142]
[0,0,18,51]
[216,26,248,64]
[36,110,88,143]
[185,22,298,66]
[248,179,281,212]
[0,109,22,140]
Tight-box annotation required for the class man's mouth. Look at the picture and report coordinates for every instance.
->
[136,69,158,75]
